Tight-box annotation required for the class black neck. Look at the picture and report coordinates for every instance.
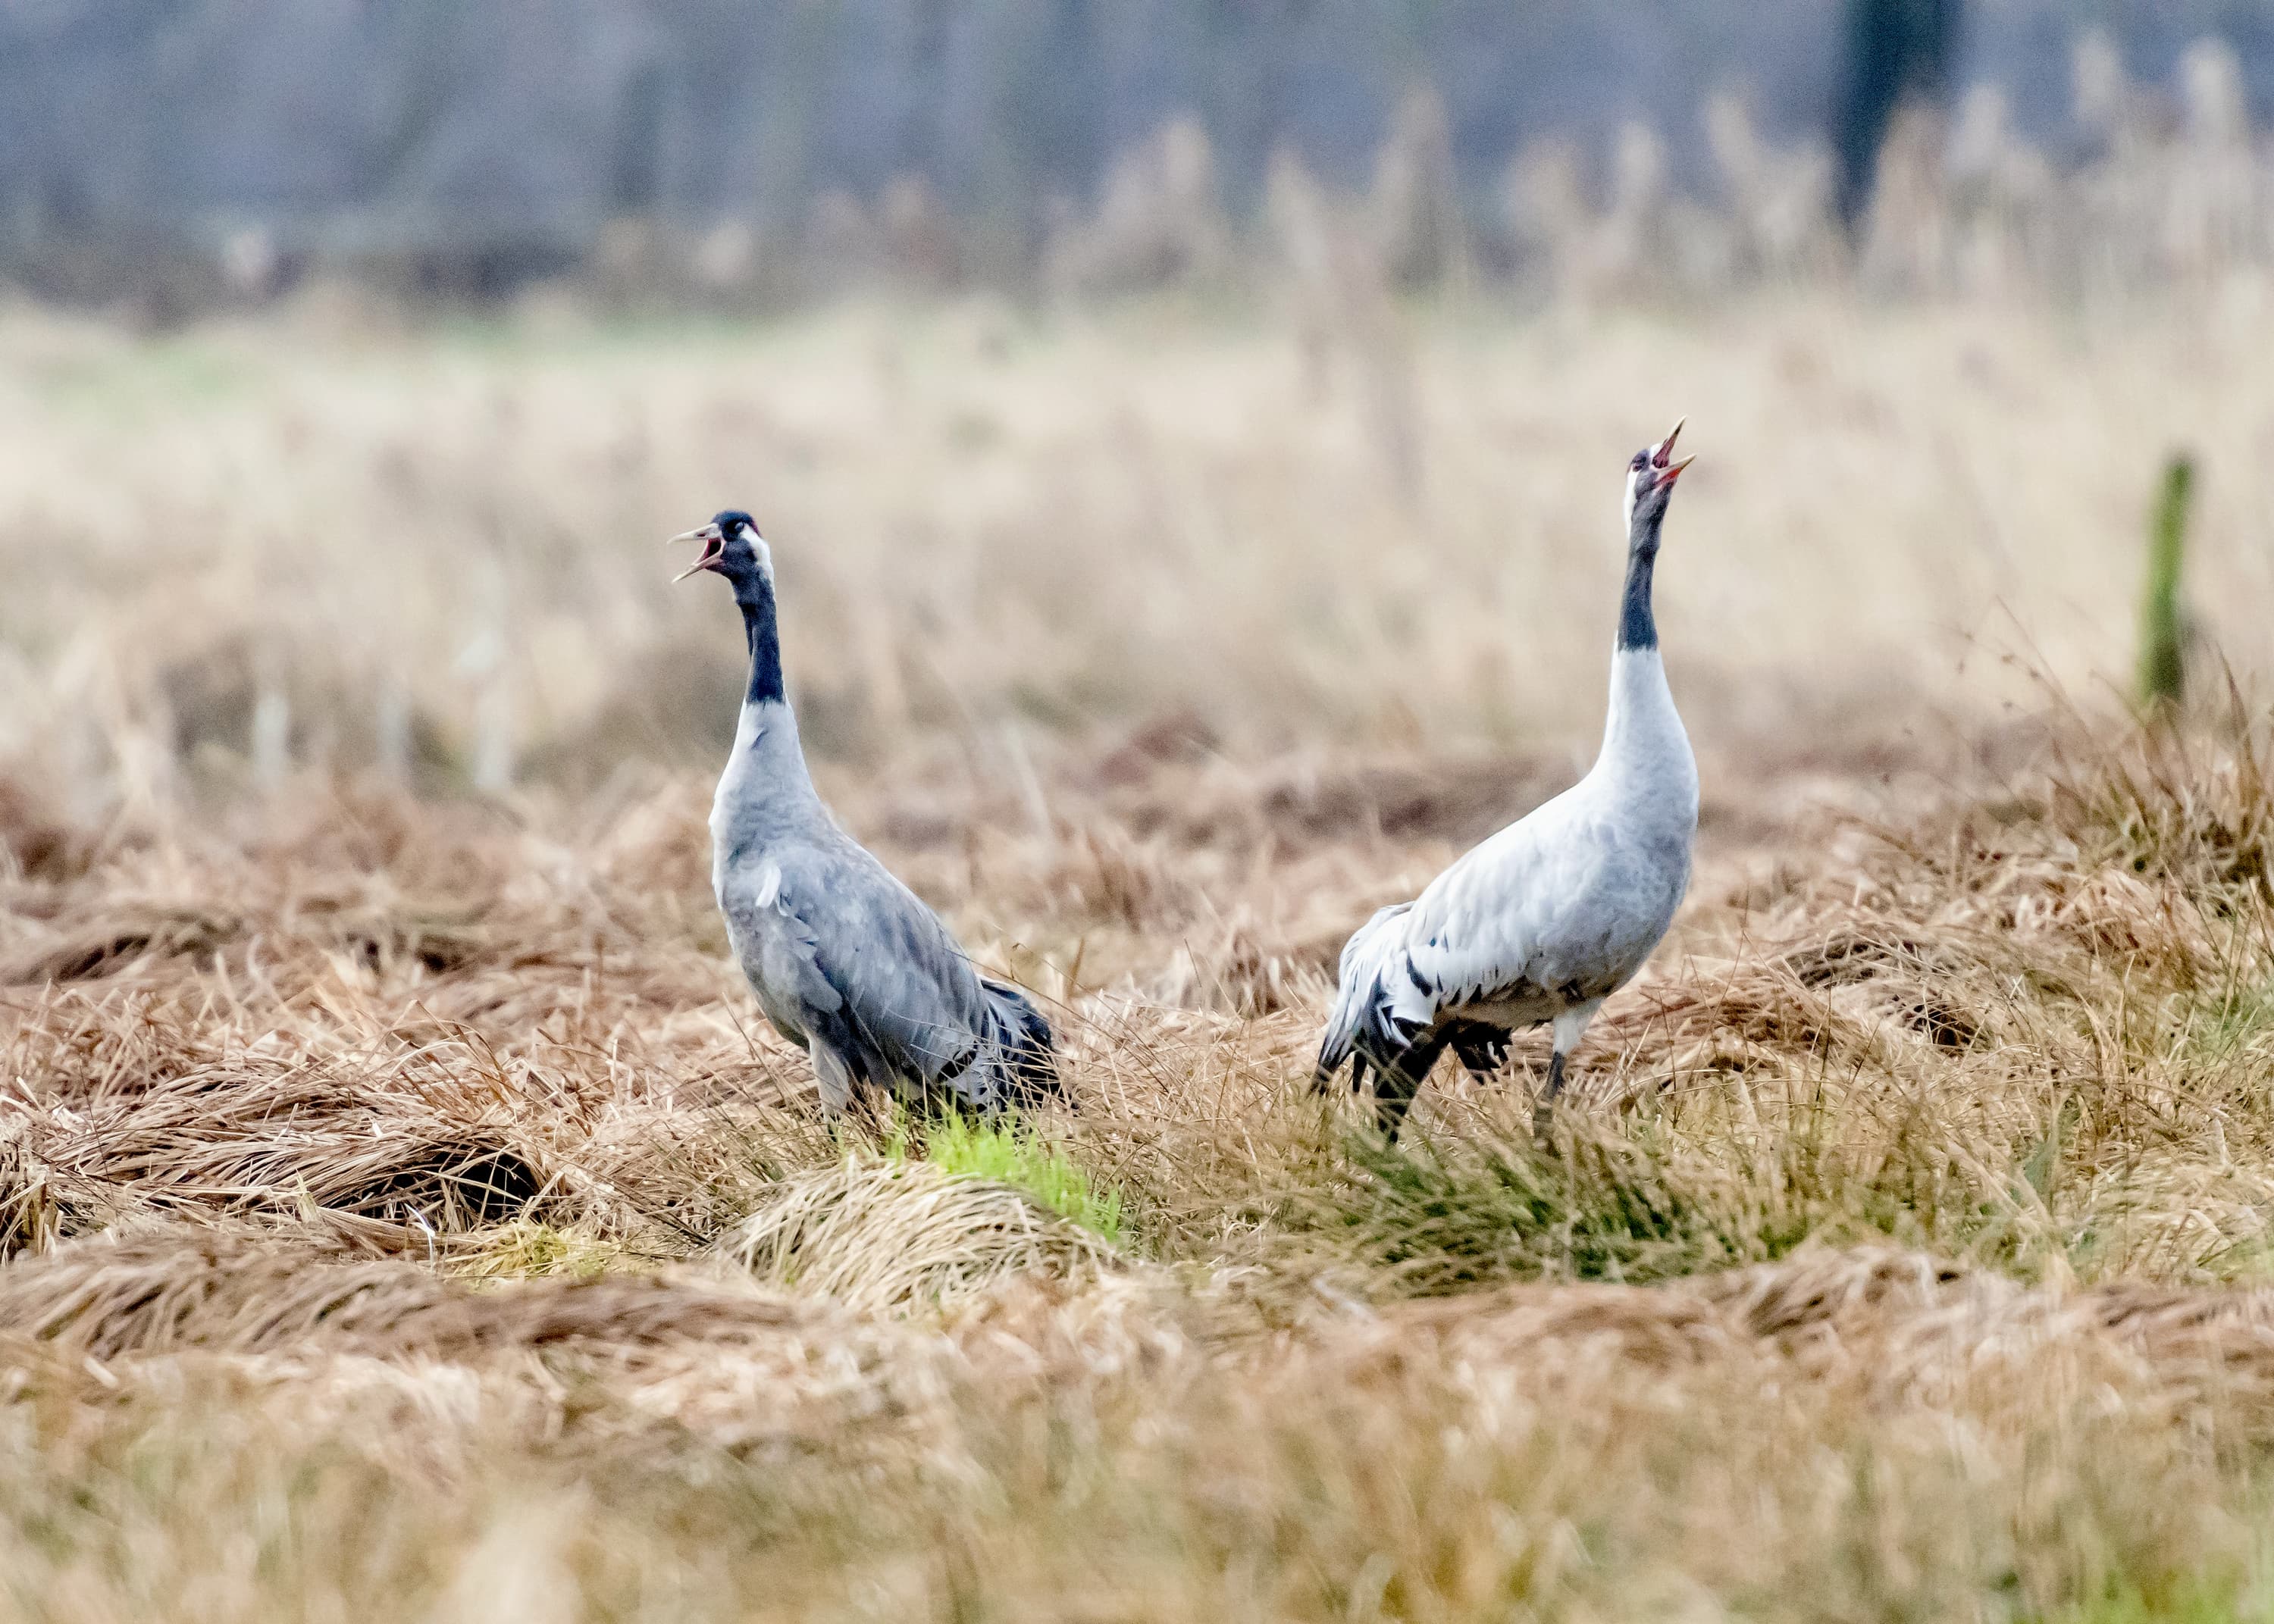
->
[728,565,785,706]
[1617,521,1661,652]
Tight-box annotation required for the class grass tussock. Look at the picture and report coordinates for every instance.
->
[1297,1121,1746,1293]
[717,1156,1115,1316]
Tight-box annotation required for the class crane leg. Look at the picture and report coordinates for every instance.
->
[1533,1000,1602,1144]
[1530,1051,1568,1144]
[1371,1032,1449,1141]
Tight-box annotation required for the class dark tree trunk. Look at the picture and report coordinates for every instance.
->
[1834,0,1962,230]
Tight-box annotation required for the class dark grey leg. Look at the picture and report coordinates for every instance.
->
[1531,1050,1568,1144]
[1374,1032,1450,1141]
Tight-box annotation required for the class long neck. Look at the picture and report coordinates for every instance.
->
[733,565,785,706]
[1599,644,1684,764]
[1595,505,1693,796]
[712,565,822,857]
[1616,507,1662,653]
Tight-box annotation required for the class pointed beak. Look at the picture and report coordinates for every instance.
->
[670,524,725,582]
[1652,418,1695,483]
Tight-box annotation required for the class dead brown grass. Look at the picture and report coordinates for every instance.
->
[7,293,2274,1615]
[0,688,2270,1616]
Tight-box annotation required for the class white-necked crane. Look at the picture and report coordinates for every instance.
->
[674,511,1058,1116]
[1315,422,1700,1138]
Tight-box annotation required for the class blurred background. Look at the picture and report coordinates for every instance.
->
[3,0,2272,820]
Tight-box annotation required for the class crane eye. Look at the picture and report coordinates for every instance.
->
[1630,452,1649,472]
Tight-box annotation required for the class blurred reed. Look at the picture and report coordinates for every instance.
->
[8,27,2274,812]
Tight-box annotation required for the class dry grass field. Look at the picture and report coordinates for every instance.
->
[5,286,2274,1620]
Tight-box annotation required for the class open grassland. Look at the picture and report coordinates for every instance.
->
[5,287,2274,796]
[5,297,2274,1619]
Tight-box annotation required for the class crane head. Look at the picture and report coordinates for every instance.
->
[1622,418,1695,532]
[670,509,770,583]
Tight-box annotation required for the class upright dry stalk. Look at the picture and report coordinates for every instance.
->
[1048,116,1229,297]
[375,668,413,784]
[1499,137,1590,305]
[2066,28,2152,298]
[1592,121,1672,300]
[1944,83,2052,299]
[2070,28,2131,153]
[1370,86,1467,293]
[2165,39,2257,287]
[2137,453,2195,709]
[1857,103,1950,295]
[1345,257,1424,512]
[1704,93,1840,288]
[459,565,515,796]
[250,652,290,790]
[1264,146,1422,508]
[1266,146,1338,399]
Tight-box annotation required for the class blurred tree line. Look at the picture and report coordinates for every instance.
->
[2,0,2270,305]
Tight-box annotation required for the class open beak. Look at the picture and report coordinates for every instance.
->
[1650,418,1696,482]
[669,524,725,582]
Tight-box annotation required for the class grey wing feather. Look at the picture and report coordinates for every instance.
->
[749,884,843,1038]
[729,843,1054,1111]
[788,852,982,1078]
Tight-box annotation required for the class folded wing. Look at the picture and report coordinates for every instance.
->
[725,843,1059,1112]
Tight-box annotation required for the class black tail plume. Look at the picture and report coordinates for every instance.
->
[1355,1030,1448,1141]
[982,978,1063,1109]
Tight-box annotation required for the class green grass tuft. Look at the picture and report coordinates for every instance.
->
[1305,1124,1755,1294]
[2186,979,2274,1063]
[2025,1574,2265,1624]
[888,1110,1126,1245]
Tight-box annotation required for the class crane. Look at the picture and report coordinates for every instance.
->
[1315,421,1699,1139]
[673,511,1058,1115]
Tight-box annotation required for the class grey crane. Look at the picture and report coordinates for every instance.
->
[673,511,1057,1115]
[1315,421,1700,1139]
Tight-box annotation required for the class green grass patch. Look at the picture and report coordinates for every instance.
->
[1301,1124,1758,1294]
[888,1110,1126,1245]
[2026,1575,2264,1624]
[1291,1096,2161,1296]
[2185,979,2274,1062]
[33,336,255,416]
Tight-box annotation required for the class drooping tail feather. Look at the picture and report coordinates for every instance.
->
[1315,902,1414,1090]
[1361,1029,1449,1137]
[1314,900,1473,1136]
[980,978,1062,1109]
